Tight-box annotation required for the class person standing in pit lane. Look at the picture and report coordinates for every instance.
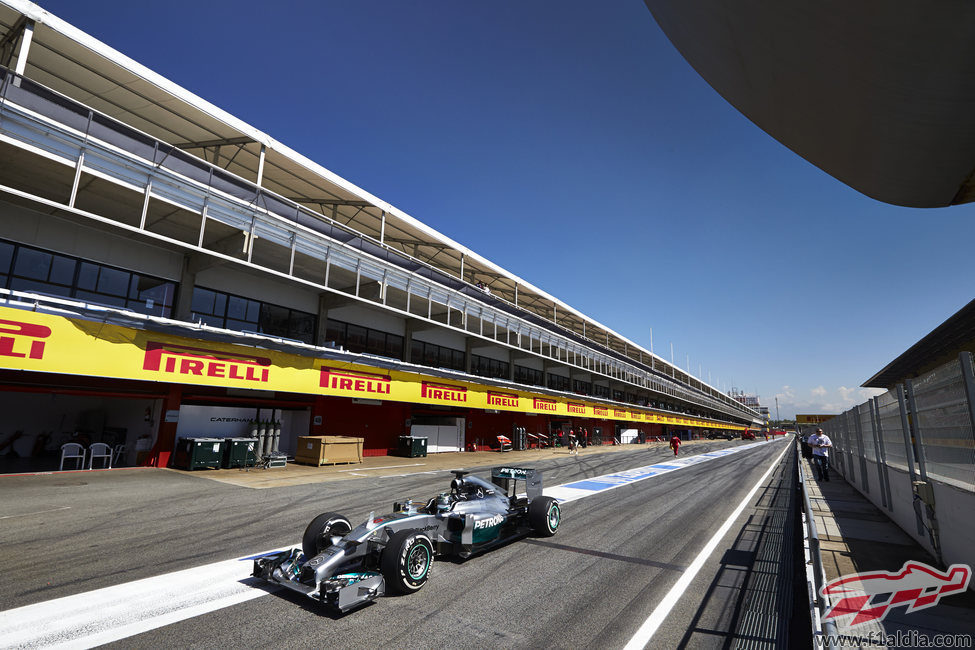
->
[670,433,681,457]
[568,428,577,455]
[806,428,832,481]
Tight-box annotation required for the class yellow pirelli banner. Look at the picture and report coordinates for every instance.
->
[0,305,743,430]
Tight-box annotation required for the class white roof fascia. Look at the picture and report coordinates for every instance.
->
[5,0,715,395]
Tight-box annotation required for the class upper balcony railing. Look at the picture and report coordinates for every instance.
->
[0,67,758,422]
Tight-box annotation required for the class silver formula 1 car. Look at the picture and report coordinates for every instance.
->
[252,466,561,612]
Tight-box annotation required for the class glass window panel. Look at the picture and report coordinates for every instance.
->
[411,340,423,362]
[136,278,174,307]
[75,290,125,308]
[226,295,249,321]
[13,248,51,280]
[226,318,253,332]
[346,324,367,351]
[366,330,385,355]
[77,262,99,290]
[387,334,403,359]
[197,314,224,328]
[10,277,71,297]
[96,267,129,296]
[325,320,346,344]
[191,288,216,315]
[246,299,261,323]
[259,303,290,336]
[49,255,76,286]
[0,241,13,274]
[290,313,315,344]
[126,298,165,317]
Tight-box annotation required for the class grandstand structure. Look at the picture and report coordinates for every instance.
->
[0,1,760,468]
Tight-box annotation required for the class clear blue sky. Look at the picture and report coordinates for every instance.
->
[35,1,975,418]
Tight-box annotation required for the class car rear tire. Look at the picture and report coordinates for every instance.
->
[381,529,434,594]
[302,512,352,558]
[529,496,561,537]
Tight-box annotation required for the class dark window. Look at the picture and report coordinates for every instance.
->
[472,354,509,380]
[346,324,368,351]
[326,318,404,360]
[13,248,51,281]
[0,241,12,287]
[593,384,610,399]
[386,334,404,359]
[410,339,465,371]
[515,365,544,387]
[573,379,592,395]
[191,287,316,343]
[366,329,386,356]
[325,319,346,345]
[548,374,570,392]
[97,267,129,296]
[1,239,175,317]
[260,303,291,337]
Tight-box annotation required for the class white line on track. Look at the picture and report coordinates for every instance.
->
[336,463,425,473]
[0,440,784,648]
[0,506,71,519]
[622,440,792,650]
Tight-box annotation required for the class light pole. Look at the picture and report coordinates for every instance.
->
[775,396,780,423]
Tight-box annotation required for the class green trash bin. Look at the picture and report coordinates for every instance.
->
[223,437,258,468]
[397,436,428,458]
[173,437,225,470]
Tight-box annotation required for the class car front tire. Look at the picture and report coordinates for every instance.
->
[381,529,434,594]
[302,512,352,559]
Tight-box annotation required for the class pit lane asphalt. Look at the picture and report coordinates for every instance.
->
[0,439,790,648]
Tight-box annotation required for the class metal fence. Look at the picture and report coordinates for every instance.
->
[818,352,975,495]
[814,353,975,567]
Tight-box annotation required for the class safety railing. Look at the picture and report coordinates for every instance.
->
[797,438,838,650]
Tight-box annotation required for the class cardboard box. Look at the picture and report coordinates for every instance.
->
[295,435,363,466]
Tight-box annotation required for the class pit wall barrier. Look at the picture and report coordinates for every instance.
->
[817,352,975,586]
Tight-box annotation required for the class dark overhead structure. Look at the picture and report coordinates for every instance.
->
[863,299,975,389]
[644,1,975,208]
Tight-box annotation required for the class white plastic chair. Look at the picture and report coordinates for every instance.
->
[112,444,126,466]
[60,443,86,471]
[88,442,112,470]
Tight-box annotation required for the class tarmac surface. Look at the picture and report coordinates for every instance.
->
[1,438,803,648]
[2,437,970,648]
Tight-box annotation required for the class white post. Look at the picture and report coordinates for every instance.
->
[14,20,34,77]
[256,144,266,187]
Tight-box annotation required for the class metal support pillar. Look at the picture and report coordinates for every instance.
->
[895,384,919,484]
[904,380,929,482]
[870,396,893,511]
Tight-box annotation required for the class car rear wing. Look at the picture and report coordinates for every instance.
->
[491,466,542,500]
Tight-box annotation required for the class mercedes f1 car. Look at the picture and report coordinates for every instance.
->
[252,466,561,612]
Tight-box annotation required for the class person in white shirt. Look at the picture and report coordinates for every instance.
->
[806,428,832,482]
